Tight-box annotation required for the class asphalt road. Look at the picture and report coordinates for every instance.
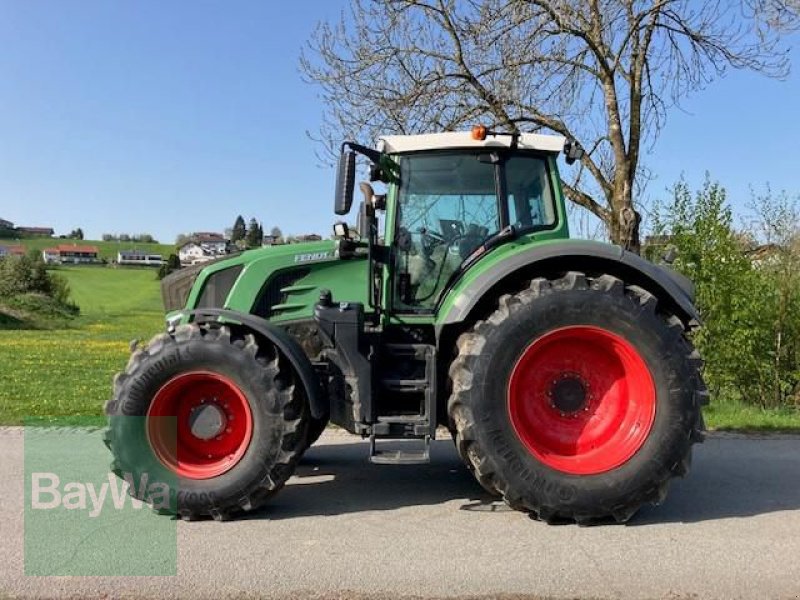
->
[2,427,800,599]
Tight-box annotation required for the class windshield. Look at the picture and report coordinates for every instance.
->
[394,151,555,310]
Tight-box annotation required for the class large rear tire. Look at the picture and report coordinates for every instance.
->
[104,323,309,520]
[448,272,707,524]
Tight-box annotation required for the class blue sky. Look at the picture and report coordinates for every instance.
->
[0,1,798,243]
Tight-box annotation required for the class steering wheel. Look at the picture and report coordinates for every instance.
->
[420,225,484,260]
[419,228,446,257]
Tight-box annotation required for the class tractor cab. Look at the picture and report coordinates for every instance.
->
[333,127,580,316]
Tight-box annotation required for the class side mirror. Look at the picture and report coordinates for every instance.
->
[335,150,357,215]
[563,139,585,165]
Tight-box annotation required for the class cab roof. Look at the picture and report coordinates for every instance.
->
[378,131,566,155]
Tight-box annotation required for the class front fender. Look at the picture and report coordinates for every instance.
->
[173,308,327,419]
[437,239,700,327]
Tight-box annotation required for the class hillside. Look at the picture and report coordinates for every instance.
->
[57,266,164,314]
[5,237,176,261]
[0,265,164,423]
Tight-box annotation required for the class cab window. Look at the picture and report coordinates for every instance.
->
[506,155,556,231]
[393,151,555,310]
[394,152,499,310]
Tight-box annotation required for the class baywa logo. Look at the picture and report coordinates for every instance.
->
[31,471,171,518]
[24,419,177,576]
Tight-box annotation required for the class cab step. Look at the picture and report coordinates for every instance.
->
[374,342,438,438]
[369,434,431,465]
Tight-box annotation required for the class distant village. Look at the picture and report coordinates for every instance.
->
[0,216,323,268]
[174,230,322,267]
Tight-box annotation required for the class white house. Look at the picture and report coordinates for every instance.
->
[42,244,100,265]
[178,242,214,265]
[193,232,228,255]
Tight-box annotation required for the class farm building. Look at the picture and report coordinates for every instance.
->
[0,218,14,230]
[262,234,281,246]
[17,226,54,237]
[0,244,25,257]
[117,250,164,266]
[42,244,100,265]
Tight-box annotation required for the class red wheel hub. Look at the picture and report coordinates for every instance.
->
[508,326,655,475]
[147,371,253,479]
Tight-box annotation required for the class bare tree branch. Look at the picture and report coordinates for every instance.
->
[301,0,797,251]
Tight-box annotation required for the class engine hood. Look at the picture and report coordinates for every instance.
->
[173,238,369,324]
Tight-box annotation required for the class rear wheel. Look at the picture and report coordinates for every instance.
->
[104,323,309,520]
[448,272,707,523]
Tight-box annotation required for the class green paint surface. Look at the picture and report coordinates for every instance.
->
[24,417,177,575]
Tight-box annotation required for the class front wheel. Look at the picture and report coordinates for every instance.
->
[104,323,309,520]
[448,272,707,524]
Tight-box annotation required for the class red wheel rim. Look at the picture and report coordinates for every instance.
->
[508,326,655,475]
[147,371,253,479]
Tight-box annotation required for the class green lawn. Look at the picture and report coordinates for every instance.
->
[0,265,799,430]
[704,398,800,432]
[0,266,164,424]
[55,265,164,314]
[6,236,176,262]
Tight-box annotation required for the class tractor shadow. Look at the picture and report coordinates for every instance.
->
[244,437,498,521]
[633,435,800,525]
[245,434,800,524]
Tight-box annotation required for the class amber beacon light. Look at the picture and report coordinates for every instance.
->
[471,124,487,140]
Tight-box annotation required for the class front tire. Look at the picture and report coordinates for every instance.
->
[448,272,706,524]
[104,323,309,520]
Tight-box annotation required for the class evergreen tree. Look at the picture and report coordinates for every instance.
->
[246,218,261,248]
[232,215,246,242]
[157,253,182,280]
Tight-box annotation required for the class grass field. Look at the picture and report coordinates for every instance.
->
[0,265,798,429]
[5,236,176,262]
[0,267,163,424]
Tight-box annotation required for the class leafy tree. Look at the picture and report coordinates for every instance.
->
[0,253,73,308]
[68,228,84,240]
[303,0,798,252]
[747,186,800,407]
[269,226,284,244]
[232,215,247,243]
[652,178,800,408]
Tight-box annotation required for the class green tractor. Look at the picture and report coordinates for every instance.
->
[105,126,707,523]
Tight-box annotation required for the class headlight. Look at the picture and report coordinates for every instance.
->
[196,265,244,308]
